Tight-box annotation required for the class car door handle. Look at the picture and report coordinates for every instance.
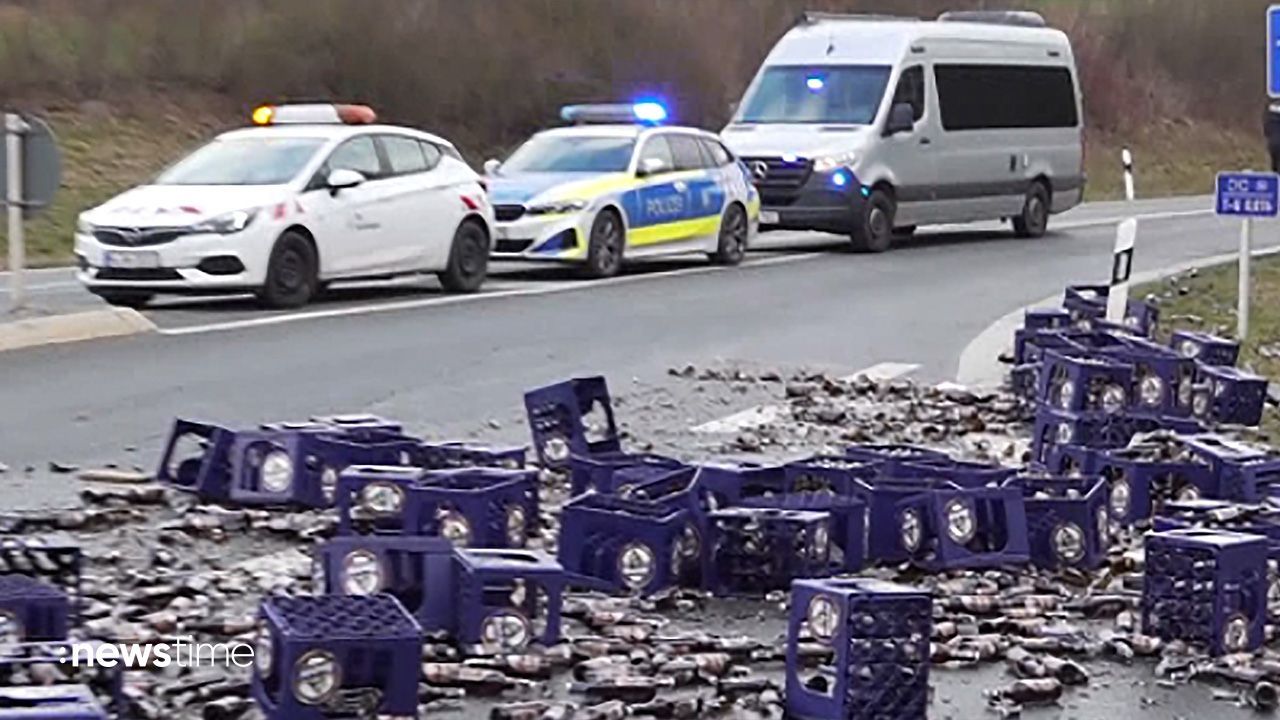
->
[920,137,932,146]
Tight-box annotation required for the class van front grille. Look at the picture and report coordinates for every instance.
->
[741,156,813,191]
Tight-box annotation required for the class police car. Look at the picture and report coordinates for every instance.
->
[75,104,494,308]
[484,103,759,278]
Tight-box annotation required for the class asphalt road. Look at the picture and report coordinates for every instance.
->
[0,195,1266,510]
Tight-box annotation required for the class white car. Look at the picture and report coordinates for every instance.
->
[75,104,494,308]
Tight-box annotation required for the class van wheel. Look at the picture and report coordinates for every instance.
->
[1013,182,1051,238]
[850,190,895,253]
[582,209,624,278]
[438,220,489,293]
[710,204,748,266]
[258,231,317,308]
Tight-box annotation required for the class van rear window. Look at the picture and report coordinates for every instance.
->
[935,64,1079,131]
[738,66,892,125]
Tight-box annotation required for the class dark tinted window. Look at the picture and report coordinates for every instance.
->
[668,135,707,171]
[381,135,428,175]
[419,141,443,169]
[892,66,926,122]
[327,136,382,177]
[637,135,675,173]
[935,64,1079,131]
[705,139,733,166]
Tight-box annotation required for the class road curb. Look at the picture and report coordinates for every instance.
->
[955,244,1280,390]
[0,308,157,353]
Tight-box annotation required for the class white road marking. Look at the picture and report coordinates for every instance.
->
[693,361,921,434]
[157,252,822,336]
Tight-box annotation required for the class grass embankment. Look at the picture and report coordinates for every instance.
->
[1136,255,1280,440]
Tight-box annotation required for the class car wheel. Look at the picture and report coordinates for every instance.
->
[894,225,917,238]
[96,291,153,309]
[583,209,624,279]
[710,203,748,266]
[258,231,317,309]
[438,220,489,293]
[850,189,895,253]
[1013,181,1051,238]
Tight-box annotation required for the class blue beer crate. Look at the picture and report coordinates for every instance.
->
[1182,436,1280,503]
[844,444,949,478]
[893,483,1029,571]
[558,493,702,595]
[1171,330,1240,368]
[1037,349,1134,416]
[567,451,687,497]
[706,508,832,596]
[783,456,881,496]
[0,575,68,642]
[524,376,620,470]
[739,493,866,573]
[0,686,106,720]
[454,549,565,651]
[313,535,456,635]
[1012,475,1109,570]
[1097,443,1217,524]
[1195,365,1269,427]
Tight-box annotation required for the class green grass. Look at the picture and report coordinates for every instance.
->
[1135,253,1280,440]
[1085,124,1269,202]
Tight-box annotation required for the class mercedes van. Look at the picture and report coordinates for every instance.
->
[722,10,1084,252]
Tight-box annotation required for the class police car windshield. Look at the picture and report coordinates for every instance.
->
[502,136,636,173]
[154,137,326,186]
[738,66,892,124]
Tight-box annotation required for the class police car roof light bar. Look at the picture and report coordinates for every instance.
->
[560,103,667,126]
[252,103,377,126]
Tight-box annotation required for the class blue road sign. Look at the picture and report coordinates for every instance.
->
[1271,6,1280,97]
[1217,172,1280,218]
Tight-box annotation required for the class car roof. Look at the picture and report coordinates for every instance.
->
[534,124,720,141]
[216,124,457,147]
[769,17,1072,65]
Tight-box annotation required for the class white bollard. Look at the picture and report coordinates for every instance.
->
[1239,216,1253,340]
[5,112,26,312]
[1122,147,1135,202]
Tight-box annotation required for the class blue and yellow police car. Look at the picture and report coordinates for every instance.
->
[485,103,759,278]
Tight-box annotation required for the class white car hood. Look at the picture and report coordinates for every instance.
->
[83,185,291,228]
[720,123,874,160]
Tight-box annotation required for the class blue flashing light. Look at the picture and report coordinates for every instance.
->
[831,169,850,188]
[806,75,826,92]
[632,101,669,124]
[860,185,872,198]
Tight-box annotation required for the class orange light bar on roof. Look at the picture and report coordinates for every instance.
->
[249,103,377,126]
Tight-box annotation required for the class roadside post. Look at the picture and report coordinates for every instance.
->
[1215,172,1279,340]
[1,112,62,312]
[1105,149,1138,323]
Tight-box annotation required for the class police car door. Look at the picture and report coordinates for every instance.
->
[628,134,691,247]
[375,134,459,272]
[303,135,394,277]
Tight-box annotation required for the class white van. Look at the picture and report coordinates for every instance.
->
[722,10,1084,252]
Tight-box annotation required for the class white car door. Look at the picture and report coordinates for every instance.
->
[376,134,464,272]
[301,135,396,277]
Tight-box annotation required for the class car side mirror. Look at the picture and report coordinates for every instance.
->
[638,157,668,177]
[483,158,501,175]
[885,103,916,136]
[327,169,366,194]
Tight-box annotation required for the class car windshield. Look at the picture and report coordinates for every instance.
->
[501,135,636,173]
[154,136,326,186]
[737,65,892,125]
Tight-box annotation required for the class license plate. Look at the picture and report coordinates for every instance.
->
[103,251,160,269]
[759,210,780,225]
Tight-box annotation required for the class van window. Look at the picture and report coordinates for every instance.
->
[891,66,926,122]
[737,65,892,125]
[935,65,1078,131]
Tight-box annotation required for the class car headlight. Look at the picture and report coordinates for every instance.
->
[438,510,473,546]
[342,550,383,595]
[191,209,258,235]
[76,216,95,235]
[618,542,656,590]
[1139,375,1164,407]
[1223,614,1250,653]
[812,151,858,172]
[945,499,976,544]
[0,609,22,644]
[806,594,840,643]
[1055,380,1075,410]
[359,482,404,516]
[260,450,294,493]
[254,622,274,678]
[1110,478,1132,518]
[481,610,532,650]
[1052,523,1086,564]
[526,199,589,215]
[899,509,923,552]
[320,467,339,504]
[292,650,341,705]
[1100,384,1127,414]
[505,505,527,547]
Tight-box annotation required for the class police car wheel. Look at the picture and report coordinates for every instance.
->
[95,291,153,309]
[583,209,624,279]
[439,220,489,293]
[1013,181,1051,239]
[711,204,748,266]
[259,232,317,309]
[850,190,894,253]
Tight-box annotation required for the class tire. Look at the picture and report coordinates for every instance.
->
[95,291,153,309]
[710,204,748,266]
[258,231,317,309]
[850,189,895,253]
[438,220,489,293]
[1013,181,1051,238]
[582,209,625,279]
